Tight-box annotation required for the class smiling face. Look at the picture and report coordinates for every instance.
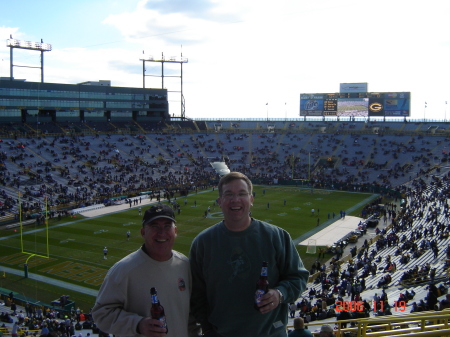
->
[141,218,177,261]
[218,178,254,231]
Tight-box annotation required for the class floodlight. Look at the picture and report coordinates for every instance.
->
[6,39,52,51]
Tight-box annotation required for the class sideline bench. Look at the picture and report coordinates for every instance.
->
[4,219,36,229]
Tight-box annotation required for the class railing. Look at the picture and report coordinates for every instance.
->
[0,327,41,337]
[1,119,450,139]
[297,310,450,337]
[4,218,36,229]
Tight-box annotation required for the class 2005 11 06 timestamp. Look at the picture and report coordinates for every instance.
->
[335,300,407,312]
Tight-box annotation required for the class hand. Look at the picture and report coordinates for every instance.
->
[257,288,281,314]
[138,317,167,336]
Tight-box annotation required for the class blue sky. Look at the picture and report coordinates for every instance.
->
[1,0,450,120]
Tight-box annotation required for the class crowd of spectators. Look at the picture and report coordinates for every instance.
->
[0,120,448,221]
[282,171,450,330]
[1,120,450,335]
[1,295,98,337]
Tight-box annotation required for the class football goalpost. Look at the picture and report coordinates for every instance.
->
[19,193,50,278]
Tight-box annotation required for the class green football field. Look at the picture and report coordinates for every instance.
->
[0,186,375,311]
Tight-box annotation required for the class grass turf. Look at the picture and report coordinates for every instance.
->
[0,186,375,312]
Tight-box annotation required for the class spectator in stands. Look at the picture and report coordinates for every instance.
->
[92,204,199,337]
[304,312,311,324]
[418,299,427,311]
[428,264,437,280]
[40,324,49,336]
[410,302,420,313]
[10,302,17,316]
[17,311,24,324]
[336,309,351,328]
[381,306,393,316]
[426,284,439,311]
[288,317,312,337]
[11,322,19,337]
[319,324,335,337]
[0,312,13,323]
[439,294,450,310]
[190,172,309,337]
[289,303,297,318]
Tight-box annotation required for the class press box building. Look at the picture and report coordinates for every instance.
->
[0,78,169,124]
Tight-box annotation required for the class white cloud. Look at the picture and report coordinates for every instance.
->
[1,1,450,119]
[45,47,142,86]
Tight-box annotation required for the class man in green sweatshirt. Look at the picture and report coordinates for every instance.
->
[190,172,309,337]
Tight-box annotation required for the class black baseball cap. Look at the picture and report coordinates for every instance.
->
[142,204,176,226]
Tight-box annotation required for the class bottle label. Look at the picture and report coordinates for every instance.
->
[151,294,158,303]
[255,289,266,304]
[261,266,268,276]
[158,316,167,330]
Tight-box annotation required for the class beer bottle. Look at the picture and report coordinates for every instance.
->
[150,287,168,333]
[254,261,269,310]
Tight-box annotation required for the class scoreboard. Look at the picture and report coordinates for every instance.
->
[300,92,410,117]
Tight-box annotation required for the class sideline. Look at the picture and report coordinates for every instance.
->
[0,189,213,241]
[0,265,98,297]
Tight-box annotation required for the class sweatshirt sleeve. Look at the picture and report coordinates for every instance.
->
[92,273,144,337]
[189,236,213,333]
[276,229,310,303]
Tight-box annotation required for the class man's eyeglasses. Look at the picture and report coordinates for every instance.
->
[221,192,250,200]
[147,224,174,232]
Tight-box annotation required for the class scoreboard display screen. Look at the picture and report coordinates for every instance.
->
[300,92,410,117]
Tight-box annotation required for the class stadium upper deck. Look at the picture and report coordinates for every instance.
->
[0,119,448,223]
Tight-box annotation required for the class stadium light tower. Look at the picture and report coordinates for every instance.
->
[7,36,52,82]
[140,51,188,119]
